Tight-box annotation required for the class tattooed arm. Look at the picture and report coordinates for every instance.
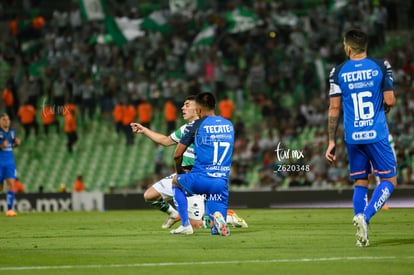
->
[325,96,341,164]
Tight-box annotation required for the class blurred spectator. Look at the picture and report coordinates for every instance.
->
[17,101,39,138]
[4,76,20,120]
[247,58,265,99]
[64,100,77,116]
[40,103,60,136]
[64,108,78,153]
[50,75,67,111]
[185,55,201,79]
[2,85,15,120]
[123,102,136,146]
[69,2,82,33]
[126,77,141,107]
[153,144,164,180]
[312,173,329,190]
[137,99,152,129]
[68,72,83,106]
[230,161,248,187]
[59,183,67,193]
[80,77,96,123]
[27,75,42,108]
[164,98,177,134]
[100,76,115,121]
[112,100,125,135]
[73,175,85,192]
[234,116,246,140]
[218,95,235,120]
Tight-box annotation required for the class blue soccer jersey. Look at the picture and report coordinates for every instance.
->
[329,57,394,144]
[0,127,17,165]
[180,116,235,180]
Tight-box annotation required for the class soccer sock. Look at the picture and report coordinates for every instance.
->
[352,185,368,216]
[166,204,178,215]
[150,199,174,213]
[172,186,189,227]
[364,180,394,223]
[6,190,15,211]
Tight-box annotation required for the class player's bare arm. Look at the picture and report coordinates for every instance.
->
[130,122,176,146]
[325,96,341,164]
[173,143,188,174]
[383,90,396,113]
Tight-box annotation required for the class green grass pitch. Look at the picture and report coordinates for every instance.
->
[1,208,413,275]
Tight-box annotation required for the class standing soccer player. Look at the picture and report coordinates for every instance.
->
[130,96,205,229]
[0,113,21,216]
[325,28,397,247]
[171,92,234,236]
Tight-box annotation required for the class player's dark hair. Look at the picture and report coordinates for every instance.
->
[0,113,9,118]
[344,28,368,54]
[195,92,216,110]
[185,95,196,101]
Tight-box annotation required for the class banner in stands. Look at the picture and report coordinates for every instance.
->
[72,191,104,211]
[0,192,104,212]
[0,189,412,212]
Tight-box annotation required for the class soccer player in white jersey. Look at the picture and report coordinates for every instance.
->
[130,96,205,229]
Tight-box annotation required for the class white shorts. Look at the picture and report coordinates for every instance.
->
[152,174,205,220]
[152,174,175,200]
[187,195,205,220]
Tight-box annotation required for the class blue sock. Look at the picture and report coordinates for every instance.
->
[172,186,189,227]
[6,190,15,210]
[364,180,394,223]
[352,185,368,216]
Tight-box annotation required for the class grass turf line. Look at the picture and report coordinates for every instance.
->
[0,209,413,275]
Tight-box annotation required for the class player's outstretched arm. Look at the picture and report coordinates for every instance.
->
[130,122,176,146]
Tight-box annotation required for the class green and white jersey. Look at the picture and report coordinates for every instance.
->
[169,122,195,167]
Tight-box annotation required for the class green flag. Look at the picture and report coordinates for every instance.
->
[191,25,215,48]
[21,39,43,54]
[78,0,105,21]
[140,10,171,34]
[27,55,47,78]
[104,16,145,47]
[226,8,263,34]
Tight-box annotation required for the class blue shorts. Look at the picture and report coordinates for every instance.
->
[176,172,229,217]
[0,162,17,182]
[346,138,397,179]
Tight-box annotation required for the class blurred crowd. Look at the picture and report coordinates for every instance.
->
[1,0,414,191]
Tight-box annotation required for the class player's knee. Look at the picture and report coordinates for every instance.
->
[143,187,162,202]
[380,176,397,187]
[143,190,152,202]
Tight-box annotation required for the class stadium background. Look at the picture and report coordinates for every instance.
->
[1,0,413,196]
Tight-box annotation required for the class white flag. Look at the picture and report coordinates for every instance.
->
[226,8,263,34]
[169,0,196,14]
[140,10,171,34]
